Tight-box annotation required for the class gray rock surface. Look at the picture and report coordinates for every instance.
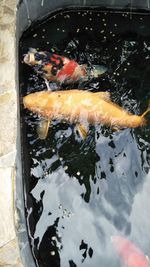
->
[0,0,23,266]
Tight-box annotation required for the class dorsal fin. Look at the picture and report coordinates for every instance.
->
[76,123,88,139]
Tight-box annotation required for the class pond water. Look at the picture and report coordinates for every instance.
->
[19,9,150,267]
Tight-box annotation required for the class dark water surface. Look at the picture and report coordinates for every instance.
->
[19,9,150,267]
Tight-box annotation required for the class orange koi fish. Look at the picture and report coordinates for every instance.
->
[112,235,150,267]
[23,89,150,139]
[23,49,107,84]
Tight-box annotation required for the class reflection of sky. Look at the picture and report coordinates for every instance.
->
[31,168,118,267]
[130,171,150,254]
[29,127,149,267]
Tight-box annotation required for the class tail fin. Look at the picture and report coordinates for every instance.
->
[141,100,150,118]
[88,65,107,78]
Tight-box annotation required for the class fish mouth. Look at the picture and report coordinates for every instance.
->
[23,94,30,109]
[24,52,35,65]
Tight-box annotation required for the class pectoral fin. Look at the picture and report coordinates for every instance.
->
[37,118,51,139]
[94,92,110,101]
[76,123,88,139]
[141,100,150,118]
[112,126,121,132]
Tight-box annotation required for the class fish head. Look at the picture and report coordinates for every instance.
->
[23,49,50,66]
[23,91,51,116]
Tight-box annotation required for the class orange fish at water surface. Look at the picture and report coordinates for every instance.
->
[23,89,150,139]
[112,235,150,267]
[23,49,107,84]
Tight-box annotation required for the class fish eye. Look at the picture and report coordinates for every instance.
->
[35,53,45,61]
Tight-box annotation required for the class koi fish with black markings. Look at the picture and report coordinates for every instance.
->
[23,49,107,84]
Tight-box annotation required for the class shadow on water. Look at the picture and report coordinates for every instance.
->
[20,9,150,267]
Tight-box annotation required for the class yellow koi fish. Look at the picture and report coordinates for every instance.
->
[23,89,150,139]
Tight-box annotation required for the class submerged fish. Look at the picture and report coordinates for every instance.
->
[112,235,150,267]
[23,49,107,84]
[23,89,150,139]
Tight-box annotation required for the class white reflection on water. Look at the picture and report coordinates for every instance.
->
[30,125,149,267]
[130,171,150,254]
[31,166,118,266]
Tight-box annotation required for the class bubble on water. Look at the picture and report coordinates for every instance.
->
[90,28,93,31]
[52,149,55,153]
[64,166,68,170]
[115,47,118,50]
[101,30,104,33]
[57,28,60,31]
[59,204,62,209]
[33,33,37,38]
[51,251,55,256]
[102,18,105,22]
[51,236,56,241]
[104,23,107,27]
[42,36,45,38]
[127,62,130,65]
[124,68,127,71]
[89,18,92,21]
[76,28,80,32]
[114,24,118,27]
[62,29,65,32]
[47,41,50,44]
[58,233,62,238]
[59,157,63,161]
[43,29,46,32]
[77,171,80,176]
